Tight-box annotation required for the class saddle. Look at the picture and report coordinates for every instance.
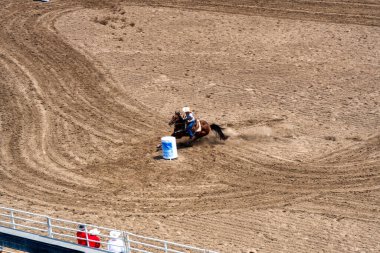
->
[191,120,202,133]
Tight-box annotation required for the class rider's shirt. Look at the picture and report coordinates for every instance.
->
[184,113,196,123]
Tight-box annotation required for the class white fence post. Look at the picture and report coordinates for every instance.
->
[47,217,53,238]
[164,241,168,253]
[10,210,16,229]
[84,225,90,247]
[124,232,131,253]
[121,231,126,253]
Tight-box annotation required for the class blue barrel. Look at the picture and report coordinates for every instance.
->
[161,136,178,160]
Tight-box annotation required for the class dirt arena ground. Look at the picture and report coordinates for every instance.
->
[0,0,379,252]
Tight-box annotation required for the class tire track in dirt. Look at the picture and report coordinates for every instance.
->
[0,0,159,213]
[0,57,88,213]
[0,1,378,206]
[224,138,380,192]
[0,0,261,215]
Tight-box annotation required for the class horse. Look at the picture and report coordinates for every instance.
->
[157,111,228,149]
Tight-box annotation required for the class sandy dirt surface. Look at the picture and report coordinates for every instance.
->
[0,0,379,252]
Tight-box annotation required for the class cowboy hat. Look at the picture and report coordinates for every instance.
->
[89,228,100,235]
[109,230,121,239]
[182,107,190,113]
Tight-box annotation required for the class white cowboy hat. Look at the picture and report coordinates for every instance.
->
[182,107,190,113]
[109,230,121,239]
[89,228,100,235]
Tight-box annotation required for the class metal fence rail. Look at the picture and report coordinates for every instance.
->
[0,206,217,253]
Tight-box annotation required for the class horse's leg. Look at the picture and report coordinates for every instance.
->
[187,132,206,146]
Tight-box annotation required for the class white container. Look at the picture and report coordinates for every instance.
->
[161,136,178,160]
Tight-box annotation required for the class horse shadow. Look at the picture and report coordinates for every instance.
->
[177,141,194,149]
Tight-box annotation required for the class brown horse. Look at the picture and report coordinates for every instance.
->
[169,111,228,143]
[157,111,228,149]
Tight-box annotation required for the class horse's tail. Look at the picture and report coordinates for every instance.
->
[210,124,229,140]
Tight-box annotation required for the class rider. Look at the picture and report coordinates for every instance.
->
[182,106,196,140]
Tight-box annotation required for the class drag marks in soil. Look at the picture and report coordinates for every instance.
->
[162,206,380,252]
[223,137,380,194]
[0,1,156,211]
[1,1,379,252]
[1,0,377,214]
[0,54,87,207]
